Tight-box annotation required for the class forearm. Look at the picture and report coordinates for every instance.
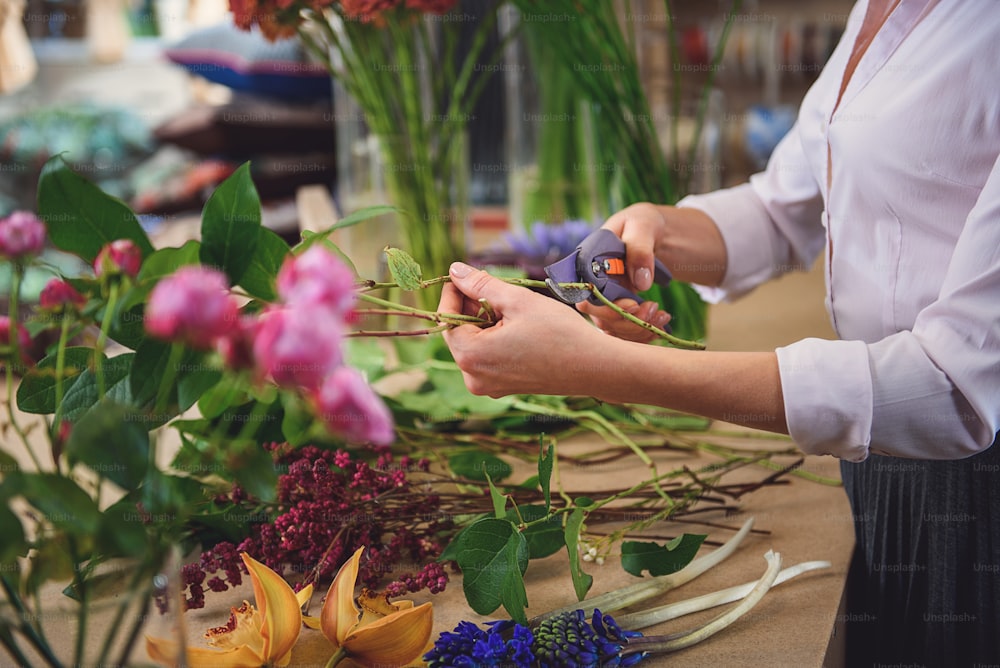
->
[651,205,729,288]
[586,337,788,435]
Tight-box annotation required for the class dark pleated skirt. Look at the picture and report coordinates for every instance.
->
[840,434,1000,667]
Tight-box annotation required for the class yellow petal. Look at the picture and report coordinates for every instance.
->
[296,583,314,609]
[302,614,321,630]
[145,635,265,668]
[241,553,303,662]
[321,546,365,645]
[343,602,433,666]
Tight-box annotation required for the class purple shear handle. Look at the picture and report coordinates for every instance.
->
[543,229,673,306]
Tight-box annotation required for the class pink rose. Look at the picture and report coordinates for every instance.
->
[312,366,394,445]
[0,315,33,367]
[39,278,87,312]
[252,307,343,390]
[94,239,142,278]
[276,245,356,315]
[0,211,46,259]
[145,266,239,349]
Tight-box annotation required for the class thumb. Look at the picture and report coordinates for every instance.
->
[449,261,522,307]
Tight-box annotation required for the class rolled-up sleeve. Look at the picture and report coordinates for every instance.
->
[677,122,827,302]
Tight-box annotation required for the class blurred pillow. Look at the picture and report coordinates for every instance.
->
[154,97,336,156]
[163,24,331,101]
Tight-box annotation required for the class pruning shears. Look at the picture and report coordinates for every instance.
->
[543,228,673,306]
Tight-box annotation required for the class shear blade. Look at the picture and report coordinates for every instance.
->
[544,253,591,304]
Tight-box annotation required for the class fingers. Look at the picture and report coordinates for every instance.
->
[602,204,664,292]
[448,261,526,310]
[578,299,672,343]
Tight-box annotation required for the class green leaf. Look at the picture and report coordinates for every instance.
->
[15,347,93,414]
[229,441,279,502]
[295,205,403,254]
[448,451,512,483]
[344,338,388,382]
[485,472,507,519]
[96,497,150,558]
[65,401,149,490]
[197,375,249,419]
[37,155,154,262]
[621,534,707,577]
[0,505,26,563]
[426,364,514,416]
[538,442,554,512]
[384,246,423,290]
[239,227,290,301]
[18,473,102,535]
[177,367,223,413]
[564,506,593,601]
[110,303,150,350]
[456,518,529,623]
[280,393,314,447]
[137,241,201,282]
[199,162,262,284]
[509,505,564,559]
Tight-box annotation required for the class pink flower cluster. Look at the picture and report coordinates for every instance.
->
[143,245,394,445]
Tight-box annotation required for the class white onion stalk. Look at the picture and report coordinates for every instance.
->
[529,517,755,626]
[616,559,831,630]
[621,550,784,655]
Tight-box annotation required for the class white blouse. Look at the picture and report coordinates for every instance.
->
[679,0,1000,461]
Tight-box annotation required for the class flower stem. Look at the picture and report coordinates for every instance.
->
[528,517,754,626]
[51,314,72,440]
[623,550,782,655]
[154,343,184,418]
[324,647,348,668]
[617,559,830,630]
[94,280,120,399]
[4,264,41,470]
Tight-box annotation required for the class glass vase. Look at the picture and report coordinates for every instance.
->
[501,6,605,232]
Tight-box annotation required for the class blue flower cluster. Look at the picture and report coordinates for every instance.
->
[503,220,597,264]
[424,609,647,668]
[424,620,534,667]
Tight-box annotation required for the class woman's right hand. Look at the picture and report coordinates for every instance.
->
[577,202,727,342]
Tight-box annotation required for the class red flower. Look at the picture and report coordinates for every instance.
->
[404,0,457,14]
[145,266,240,350]
[339,0,400,23]
[39,278,87,312]
[94,239,143,279]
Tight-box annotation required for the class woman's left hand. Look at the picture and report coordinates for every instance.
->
[439,262,611,398]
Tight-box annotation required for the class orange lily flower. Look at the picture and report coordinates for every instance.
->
[313,546,433,667]
[146,553,312,667]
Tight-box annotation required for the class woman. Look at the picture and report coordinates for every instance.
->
[439,0,1000,663]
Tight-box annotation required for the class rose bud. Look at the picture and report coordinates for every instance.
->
[252,306,343,390]
[145,266,240,350]
[94,239,143,278]
[312,366,394,446]
[39,278,87,313]
[276,245,357,315]
[0,211,46,259]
